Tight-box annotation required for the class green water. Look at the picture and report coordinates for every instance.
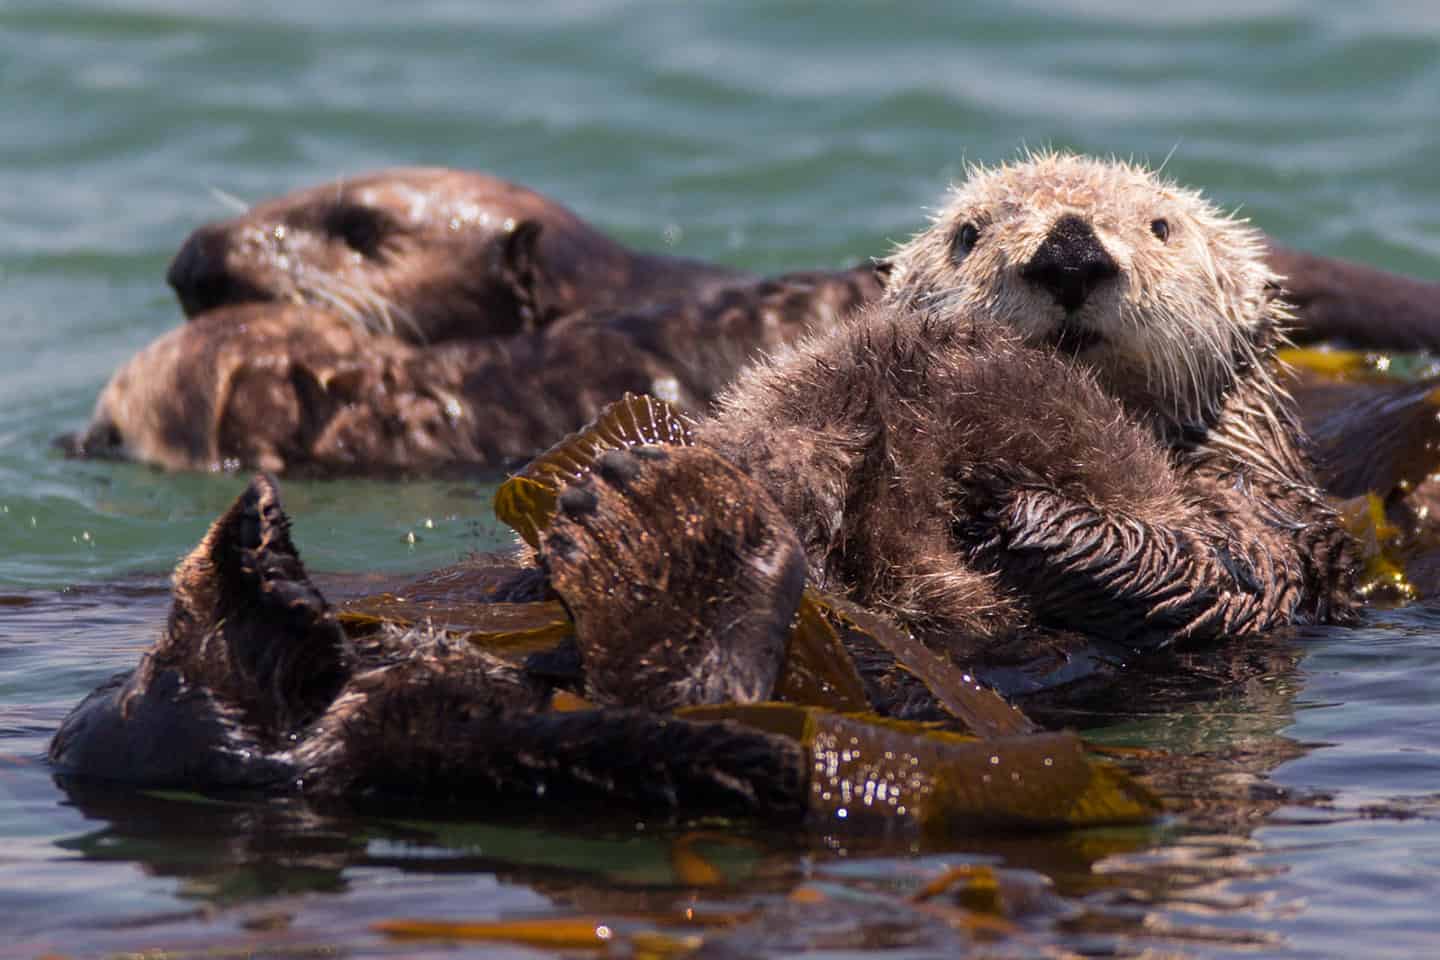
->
[3,1,1440,956]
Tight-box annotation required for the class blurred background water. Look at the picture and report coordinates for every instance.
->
[2,1,1439,956]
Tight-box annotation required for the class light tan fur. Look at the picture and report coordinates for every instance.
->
[889,151,1287,429]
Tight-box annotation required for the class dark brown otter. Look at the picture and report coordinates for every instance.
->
[66,264,885,473]
[166,167,748,342]
[50,471,810,812]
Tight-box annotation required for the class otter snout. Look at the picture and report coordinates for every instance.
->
[168,224,263,317]
[1021,214,1119,312]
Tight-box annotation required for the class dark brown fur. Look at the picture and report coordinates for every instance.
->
[1268,243,1440,352]
[167,167,746,342]
[67,264,885,473]
[544,445,806,712]
[50,473,809,813]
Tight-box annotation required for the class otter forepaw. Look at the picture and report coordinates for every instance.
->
[541,444,806,711]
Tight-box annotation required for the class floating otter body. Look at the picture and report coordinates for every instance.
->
[166,167,747,341]
[68,265,885,473]
[49,471,809,812]
[692,153,1356,654]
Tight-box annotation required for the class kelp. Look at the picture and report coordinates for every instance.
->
[809,592,1036,738]
[1339,494,1418,604]
[773,592,871,711]
[678,703,1160,832]
[373,915,623,948]
[357,394,1156,832]
[1283,349,1440,600]
[373,915,714,957]
[1279,346,1398,382]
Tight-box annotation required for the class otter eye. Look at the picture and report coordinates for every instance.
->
[953,222,980,260]
[324,205,389,257]
[1150,218,1170,242]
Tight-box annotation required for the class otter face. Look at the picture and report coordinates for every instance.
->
[890,153,1280,423]
[166,168,634,342]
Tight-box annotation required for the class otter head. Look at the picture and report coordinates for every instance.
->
[165,168,645,343]
[889,152,1283,426]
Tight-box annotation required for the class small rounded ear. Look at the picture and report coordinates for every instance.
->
[498,219,560,333]
[871,257,895,285]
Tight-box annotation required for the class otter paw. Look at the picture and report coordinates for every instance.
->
[541,445,806,712]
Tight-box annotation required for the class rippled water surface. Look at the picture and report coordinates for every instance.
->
[2,2,1439,956]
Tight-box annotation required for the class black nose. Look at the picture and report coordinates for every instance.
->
[1021,214,1119,312]
[166,225,237,316]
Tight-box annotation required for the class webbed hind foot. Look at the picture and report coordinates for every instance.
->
[541,444,806,711]
[51,474,342,786]
[156,473,349,738]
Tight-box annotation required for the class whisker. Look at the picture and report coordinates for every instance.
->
[207,186,250,214]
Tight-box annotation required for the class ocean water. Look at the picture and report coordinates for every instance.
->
[2,1,1439,956]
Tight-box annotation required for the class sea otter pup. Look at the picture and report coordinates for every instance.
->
[166,167,747,341]
[673,153,1357,655]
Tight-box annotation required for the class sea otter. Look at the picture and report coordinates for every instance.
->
[677,152,1357,655]
[165,167,748,341]
[66,264,886,473]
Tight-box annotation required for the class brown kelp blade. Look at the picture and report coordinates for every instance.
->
[679,703,1159,831]
[774,591,871,711]
[495,392,695,548]
[373,913,719,954]
[809,592,1036,738]
[1337,494,1418,604]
